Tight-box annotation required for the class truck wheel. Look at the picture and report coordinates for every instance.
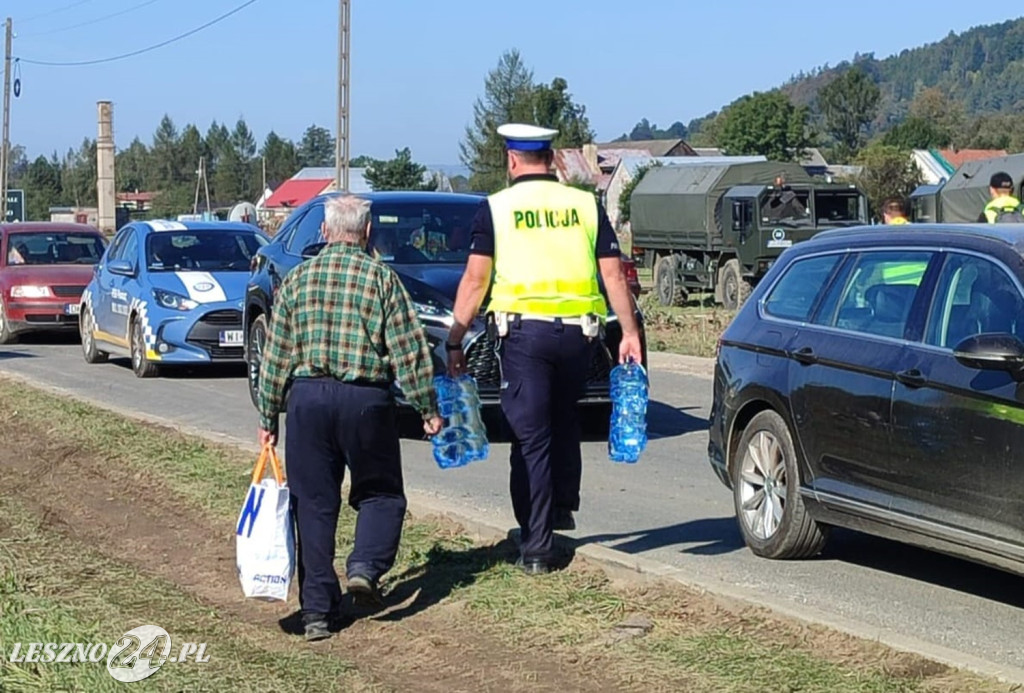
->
[655,255,686,307]
[721,259,752,311]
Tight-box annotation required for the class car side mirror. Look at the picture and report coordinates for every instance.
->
[953,333,1024,375]
[107,259,136,277]
[301,242,327,259]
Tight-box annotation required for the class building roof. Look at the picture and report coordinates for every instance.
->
[262,178,333,209]
[938,148,1008,170]
[612,154,768,181]
[799,148,829,168]
[553,148,596,185]
[595,138,694,157]
[691,147,724,157]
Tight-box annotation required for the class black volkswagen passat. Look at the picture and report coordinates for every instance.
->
[710,222,1024,576]
[244,191,647,424]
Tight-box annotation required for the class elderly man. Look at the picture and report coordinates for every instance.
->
[257,194,443,642]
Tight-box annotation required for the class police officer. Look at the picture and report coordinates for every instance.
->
[979,172,1023,223]
[446,123,643,575]
[881,198,909,225]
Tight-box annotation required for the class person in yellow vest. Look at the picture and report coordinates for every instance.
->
[979,172,1024,223]
[446,123,643,575]
[882,198,909,225]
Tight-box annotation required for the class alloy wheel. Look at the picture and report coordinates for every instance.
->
[737,430,788,540]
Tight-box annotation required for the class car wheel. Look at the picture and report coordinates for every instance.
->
[732,410,827,559]
[130,316,159,378]
[79,307,108,364]
[720,259,752,311]
[655,255,686,307]
[0,298,15,345]
[247,313,268,408]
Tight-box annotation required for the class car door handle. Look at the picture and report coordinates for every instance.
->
[896,369,927,388]
[790,346,817,365]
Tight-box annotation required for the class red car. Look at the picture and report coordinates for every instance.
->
[0,223,107,344]
[621,254,641,299]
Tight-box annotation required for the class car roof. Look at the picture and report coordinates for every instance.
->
[130,220,261,234]
[1,222,102,234]
[802,223,1024,254]
[314,190,485,206]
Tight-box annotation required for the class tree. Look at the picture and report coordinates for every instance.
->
[297,125,335,168]
[881,117,949,149]
[61,139,97,209]
[116,137,151,192]
[364,148,435,191]
[532,77,594,148]
[817,67,881,161]
[260,132,298,185]
[23,155,62,220]
[717,92,813,161]
[460,49,536,193]
[854,144,923,217]
[618,162,661,225]
[614,118,688,142]
[150,115,181,189]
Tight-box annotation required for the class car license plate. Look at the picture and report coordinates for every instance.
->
[65,303,80,316]
[219,330,243,347]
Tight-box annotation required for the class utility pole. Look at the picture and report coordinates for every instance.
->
[335,0,350,192]
[1,18,12,221]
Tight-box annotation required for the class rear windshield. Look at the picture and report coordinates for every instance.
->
[7,232,105,266]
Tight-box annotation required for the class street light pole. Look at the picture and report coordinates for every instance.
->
[1,18,12,221]
[335,0,350,192]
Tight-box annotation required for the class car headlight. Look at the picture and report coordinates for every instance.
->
[10,285,52,298]
[153,289,199,312]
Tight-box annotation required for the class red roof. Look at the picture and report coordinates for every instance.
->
[939,149,1008,169]
[263,179,332,209]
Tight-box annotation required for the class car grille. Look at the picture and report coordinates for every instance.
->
[464,333,613,391]
[185,309,243,360]
[51,285,86,298]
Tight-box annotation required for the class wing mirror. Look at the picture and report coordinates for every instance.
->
[953,333,1024,376]
[107,259,136,277]
[301,242,327,259]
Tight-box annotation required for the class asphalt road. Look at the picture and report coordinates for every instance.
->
[3,336,1024,675]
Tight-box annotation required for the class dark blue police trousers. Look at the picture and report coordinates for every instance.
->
[285,377,406,616]
[498,317,591,562]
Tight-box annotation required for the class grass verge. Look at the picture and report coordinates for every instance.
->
[0,377,1012,692]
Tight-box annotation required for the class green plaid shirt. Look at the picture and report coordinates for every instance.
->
[257,241,438,435]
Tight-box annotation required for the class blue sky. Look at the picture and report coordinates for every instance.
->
[8,1,1024,167]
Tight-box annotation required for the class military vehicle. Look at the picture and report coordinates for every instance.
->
[628,161,868,310]
[910,153,1024,224]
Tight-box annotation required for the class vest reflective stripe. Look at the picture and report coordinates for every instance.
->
[487,179,608,318]
[984,195,1022,223]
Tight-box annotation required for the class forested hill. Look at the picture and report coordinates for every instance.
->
[688,17,1024,137]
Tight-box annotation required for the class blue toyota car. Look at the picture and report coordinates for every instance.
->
[79,219,269,377]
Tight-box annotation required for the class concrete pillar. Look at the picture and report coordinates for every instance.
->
[96,101,116,235]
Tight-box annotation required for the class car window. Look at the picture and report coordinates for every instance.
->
[105,229,128,262]
[925,253,1024,349]
[286,204,325,254]
[763,254,843,322]
[119,230,139,267]
[823,251,934,339]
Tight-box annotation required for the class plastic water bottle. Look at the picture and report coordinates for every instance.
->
[608,360,649,463]
[431,374,490,469]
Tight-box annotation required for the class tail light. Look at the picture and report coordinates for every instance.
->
[622,258,638,284]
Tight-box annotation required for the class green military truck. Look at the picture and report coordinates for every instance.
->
[629,161,868,309]
[910,153,1024,223]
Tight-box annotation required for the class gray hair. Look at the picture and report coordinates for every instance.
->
[324,194,371,242]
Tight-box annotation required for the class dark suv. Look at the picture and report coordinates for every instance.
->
[244,191,647,419]
[710,223,1024,576]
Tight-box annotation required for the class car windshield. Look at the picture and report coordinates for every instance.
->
[367,203,480,264]
[7,232,105,266]
[813,191,865,226]
[146,231,264,272]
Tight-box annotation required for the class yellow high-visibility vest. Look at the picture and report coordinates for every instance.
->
[984,195,1023,223]
[487,179,608,318]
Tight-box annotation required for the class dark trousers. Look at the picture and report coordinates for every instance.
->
[285,377,406,616]
[498,318,591,562]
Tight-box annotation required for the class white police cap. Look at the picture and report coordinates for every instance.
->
[497,123,559,152]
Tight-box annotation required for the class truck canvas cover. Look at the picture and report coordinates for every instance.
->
[938,153,1024,223]
[630,161,814,236]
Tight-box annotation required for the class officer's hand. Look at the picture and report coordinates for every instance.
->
[423,415,444,437]
[447,347,466,377]
[619,332,644,365]
[258,428,277,448]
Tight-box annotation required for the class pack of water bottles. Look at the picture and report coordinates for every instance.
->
[431,374,490,469]
[608,360,649,464]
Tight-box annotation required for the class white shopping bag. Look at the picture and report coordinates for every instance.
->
[236,444,295,601]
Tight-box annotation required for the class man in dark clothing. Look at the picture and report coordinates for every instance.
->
[257,194,443,642]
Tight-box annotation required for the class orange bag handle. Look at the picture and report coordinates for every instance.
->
[251,444,285,486]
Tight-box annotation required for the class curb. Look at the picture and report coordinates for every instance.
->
[5,371,1024,687]
[647,350,715,380]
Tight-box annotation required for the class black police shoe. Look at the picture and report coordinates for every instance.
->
[515,556,551,576]
[347,574,384,608]
[553,508,576,531]
[302,612,332,642]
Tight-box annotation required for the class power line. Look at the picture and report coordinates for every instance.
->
[17,0,258,67]
[19,0,164,39]
[19,0,97,25]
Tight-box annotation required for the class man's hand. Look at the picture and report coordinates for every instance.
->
[447,346,466,377]
[258,428,277,448]
[618,331,644,365]
[423,415,444,437]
